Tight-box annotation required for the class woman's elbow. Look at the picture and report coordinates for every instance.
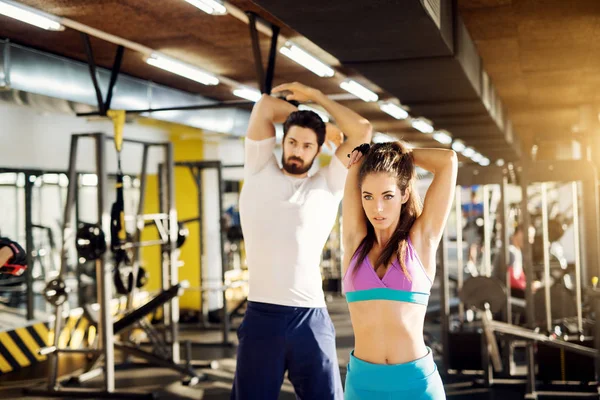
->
[360,121,373,142]
[446,150,458,167]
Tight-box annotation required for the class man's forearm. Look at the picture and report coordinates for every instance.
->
[311,91,371,141]
[246,94,298,141]
[260,94,298,124]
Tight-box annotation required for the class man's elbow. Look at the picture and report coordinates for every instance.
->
[255,94,272,111]
[252,94,275,119]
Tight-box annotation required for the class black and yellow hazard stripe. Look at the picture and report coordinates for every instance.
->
[0,314,95,375]
[0,322,48,374]
[0,291,150,375]
[54,309,97,350]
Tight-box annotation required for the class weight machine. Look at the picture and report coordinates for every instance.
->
[440,160,600,398]
[26,131,200,399]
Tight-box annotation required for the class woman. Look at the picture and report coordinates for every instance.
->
[0,237,27,276]
[342,141,457,399]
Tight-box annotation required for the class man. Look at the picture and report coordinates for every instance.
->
[0,237,27,276]
[506,224,541,298]
[462,188,483,275]
[494,224,541,299]
[232,82,372,399]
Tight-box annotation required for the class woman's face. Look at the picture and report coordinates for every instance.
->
[361,172,409,231]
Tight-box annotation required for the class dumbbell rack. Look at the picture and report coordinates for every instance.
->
[26,133,184,399]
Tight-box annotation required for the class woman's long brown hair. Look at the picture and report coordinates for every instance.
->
[355,141,422,278]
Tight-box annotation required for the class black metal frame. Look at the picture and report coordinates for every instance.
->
[75,100,255,118]
[246,12,280,95]
[24,172,34,320]
[75,11,281,119]
[80,33,125,117]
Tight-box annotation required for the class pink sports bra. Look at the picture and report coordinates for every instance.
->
[343,237,432,305]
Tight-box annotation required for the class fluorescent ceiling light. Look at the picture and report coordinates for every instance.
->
[411,118,434,134]
[379,101,408,120]
[42,174,60,184]
[340,80,378,102]
[184,0,227,15]
[471,153,483,163]
[81,174,98,187]
[479,157,491,167]
[233,87,261,102]
[298,105,330,122]
[59,174,69,188]
[146,54,219,86]
[372,132,397,143]
[452,140,466,153]
[432,130,452,145]
[0,173,17,185]
[462,147,475,158]
[280,42,334,78]
[0,1,64,31]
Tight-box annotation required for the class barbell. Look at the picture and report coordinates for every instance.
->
[76,222,189,263]
[44,278,69,306]
[76,223,107,261]
[459,276,507,315]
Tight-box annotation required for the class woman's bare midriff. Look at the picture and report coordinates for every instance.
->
[349,300,428,365]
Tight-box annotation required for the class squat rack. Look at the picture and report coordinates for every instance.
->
[439,164,510,377]
[26,132,186,399]
[517,159,599,398]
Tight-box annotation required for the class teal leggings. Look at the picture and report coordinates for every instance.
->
[344,348,446,400]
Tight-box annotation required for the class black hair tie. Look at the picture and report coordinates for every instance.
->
[347,143,371,158]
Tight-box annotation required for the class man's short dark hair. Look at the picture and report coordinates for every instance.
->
[283,110,326,147]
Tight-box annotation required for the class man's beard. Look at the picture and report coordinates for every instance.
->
[282,155,315,175]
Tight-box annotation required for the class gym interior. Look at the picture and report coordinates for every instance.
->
[0,1,599,399]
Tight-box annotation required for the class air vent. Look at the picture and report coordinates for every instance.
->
[422,0,441,29]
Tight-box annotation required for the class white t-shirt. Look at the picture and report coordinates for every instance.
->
[239,137,348,308]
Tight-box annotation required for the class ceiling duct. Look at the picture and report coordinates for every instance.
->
[0,39,250,136]
[252,0,519,160]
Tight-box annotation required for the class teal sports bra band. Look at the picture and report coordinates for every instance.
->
[345,288,430,305]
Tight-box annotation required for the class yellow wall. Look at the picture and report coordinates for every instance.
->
[140,120,204,310]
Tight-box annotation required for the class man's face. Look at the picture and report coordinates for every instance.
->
[281,126,320,175]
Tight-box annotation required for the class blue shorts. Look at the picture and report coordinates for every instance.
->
[231,301,343,400]
[345,348,446,400]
